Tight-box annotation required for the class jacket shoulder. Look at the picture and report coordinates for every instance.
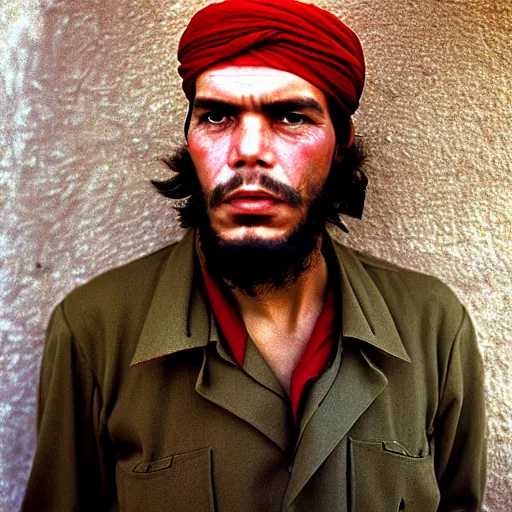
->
[55,241,182,371]
[333,242,480,392]
[353,246,463,310]
[63,242,179,318]
[332,241,468,342]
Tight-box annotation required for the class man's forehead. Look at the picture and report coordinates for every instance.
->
[195,65,329,107]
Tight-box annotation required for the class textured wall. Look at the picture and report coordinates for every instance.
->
[1,0,510,510]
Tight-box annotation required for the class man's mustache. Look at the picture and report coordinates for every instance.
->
[209,174,302,209]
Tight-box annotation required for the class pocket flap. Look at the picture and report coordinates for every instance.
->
[133,454,174,473]
[117,447,215,512]
[349,438,439,511]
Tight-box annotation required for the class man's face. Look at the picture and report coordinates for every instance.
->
[187,66,337,244]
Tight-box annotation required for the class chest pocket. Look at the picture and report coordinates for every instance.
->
[349,438,440,512]
[116,447,215,512]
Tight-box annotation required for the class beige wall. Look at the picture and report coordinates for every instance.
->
[1,0,510,509]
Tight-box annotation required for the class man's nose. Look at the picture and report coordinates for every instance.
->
[228,115,275,169]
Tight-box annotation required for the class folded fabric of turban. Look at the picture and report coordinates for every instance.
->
[178,0,365,117]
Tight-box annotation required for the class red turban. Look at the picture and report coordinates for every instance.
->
[178,0,365,117]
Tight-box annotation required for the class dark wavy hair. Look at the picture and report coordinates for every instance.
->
[151,137,367,233]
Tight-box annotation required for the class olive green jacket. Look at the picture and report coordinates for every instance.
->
[23,230,486,511]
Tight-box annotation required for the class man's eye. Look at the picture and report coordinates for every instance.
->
[202,112,230,124]
[281,113,307,126]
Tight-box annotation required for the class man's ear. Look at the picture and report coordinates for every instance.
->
[346,119,355,148]
[183,102,194,141]
[334,118,355,163]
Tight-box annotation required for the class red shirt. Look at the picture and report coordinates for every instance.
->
[202,270,337,424]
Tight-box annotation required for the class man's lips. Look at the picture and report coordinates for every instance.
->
[221,188,285,214]
[223,188,283,202]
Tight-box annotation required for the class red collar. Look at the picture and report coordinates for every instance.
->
[202,269,337,424]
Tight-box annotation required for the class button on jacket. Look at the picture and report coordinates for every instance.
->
[23,229,486,511]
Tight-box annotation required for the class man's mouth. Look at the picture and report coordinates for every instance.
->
[222,188,285,214]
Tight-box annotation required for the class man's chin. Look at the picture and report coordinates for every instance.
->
[212,226,293,245]
[210,216,299,244]
[198,220,322,297]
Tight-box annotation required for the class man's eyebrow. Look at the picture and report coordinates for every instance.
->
[193,98,239,112]
[193,97,325,114]
[266,98,325,114]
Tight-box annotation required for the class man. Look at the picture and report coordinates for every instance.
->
[23,0,486,510]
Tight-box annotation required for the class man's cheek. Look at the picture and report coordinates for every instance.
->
[190,142,230,188]
[191,155,223,192]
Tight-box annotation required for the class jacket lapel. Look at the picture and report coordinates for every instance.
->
[131,229,209,365]
[196,314,293,451]
[283,345,387,509]
[195,342,294,452]
[283,237,411,508]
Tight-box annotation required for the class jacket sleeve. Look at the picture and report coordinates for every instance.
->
[22,303,117,511]
[435,307,487,511]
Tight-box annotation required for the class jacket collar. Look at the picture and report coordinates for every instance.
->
[326,235,411,362]
[131,229,209,365]
[131,229,410,365]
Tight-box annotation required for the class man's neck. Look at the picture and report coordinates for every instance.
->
[229,239,329,394]
[196,231,330,393]
[230,243,328,336]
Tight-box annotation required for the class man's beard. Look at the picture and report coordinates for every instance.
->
[198,174,330,297]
